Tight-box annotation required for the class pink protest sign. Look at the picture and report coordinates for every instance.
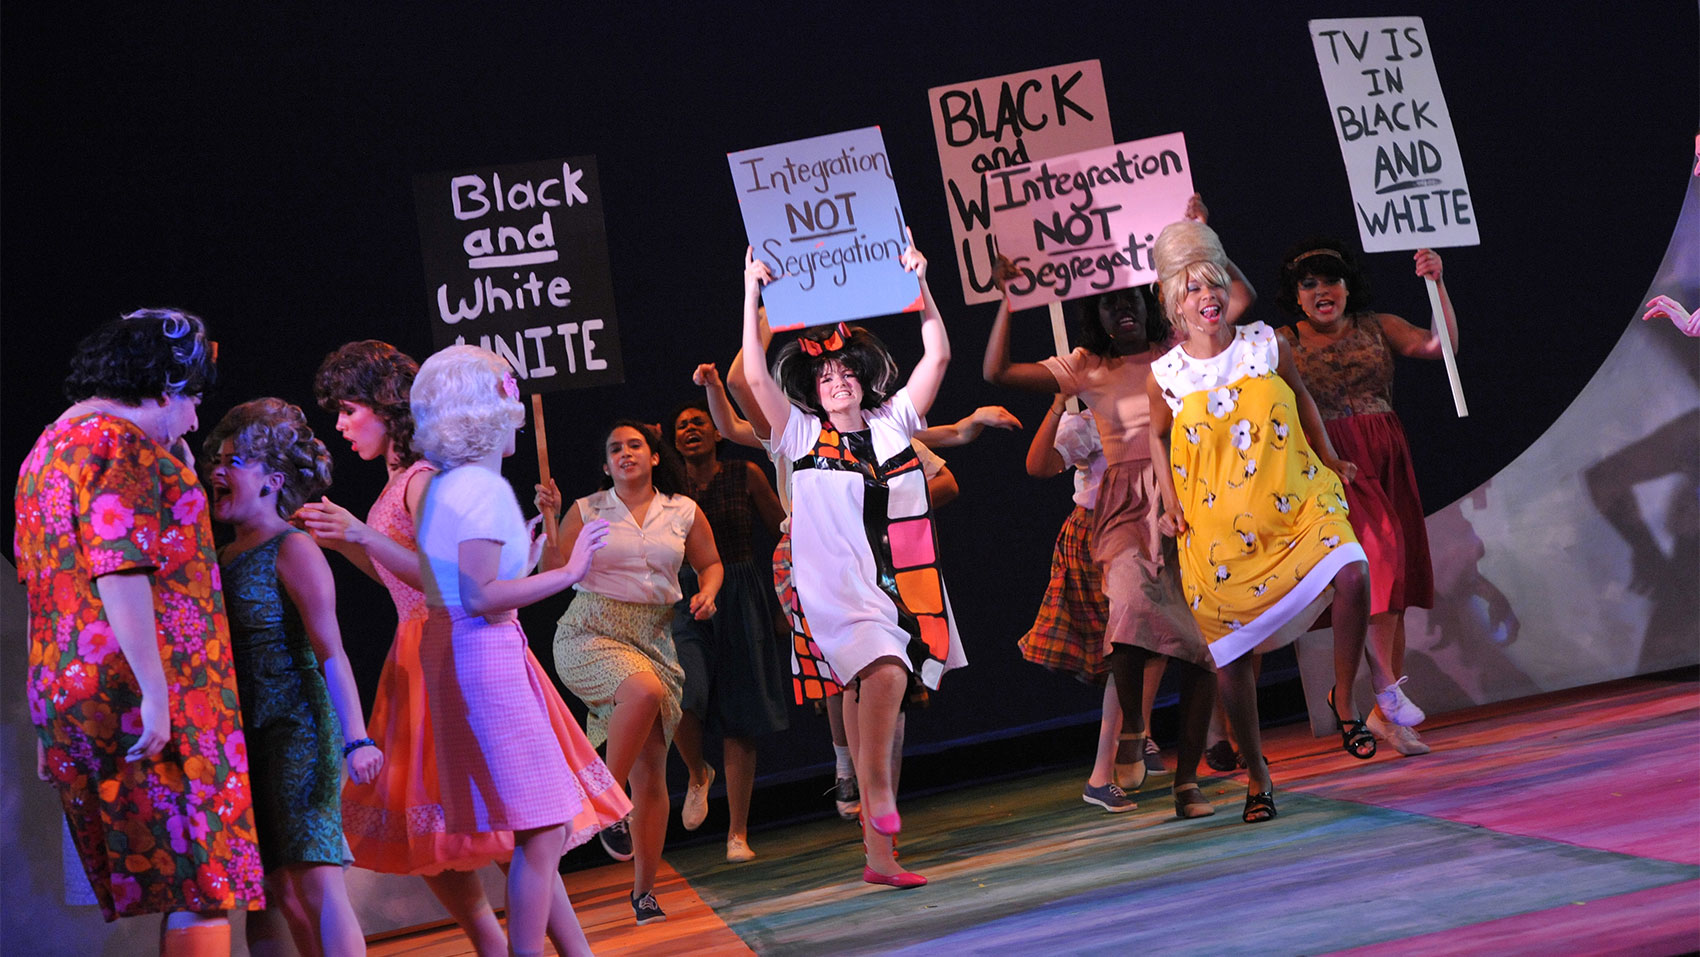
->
[986,131,1194,309]
[927,61,1113,306]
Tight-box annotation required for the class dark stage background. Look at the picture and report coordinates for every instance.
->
[5,3,1696,807]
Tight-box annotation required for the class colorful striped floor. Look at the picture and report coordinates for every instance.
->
[373,672,1699,955]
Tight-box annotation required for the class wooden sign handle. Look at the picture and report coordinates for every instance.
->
[531,394,560,551]
[1427,278,1468,418]
[1047,301,1082,415]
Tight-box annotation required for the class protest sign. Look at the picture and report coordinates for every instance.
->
[729,127,917,332]
[1309,17,1479,252]
[413,155,624,392]
[987,132,1194,311]
[928,61,1113,305]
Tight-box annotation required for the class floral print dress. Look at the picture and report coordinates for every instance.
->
[1150,323,1368,667]
[15,412,266,920]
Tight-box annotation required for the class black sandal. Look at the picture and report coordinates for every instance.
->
[1242,788,1277,823]
[1328,689,1377,760]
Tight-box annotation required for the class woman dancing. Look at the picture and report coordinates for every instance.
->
[205,398,378,956]
[983,231,1228,820]
[538,420,722,924]
[738,236,963,888]
[17,309,265,954]
[303,341,628,955]
[1276,241,1459,754]
[409,345,616,956]
[1146,220,1425,824]
[665,400,788,862]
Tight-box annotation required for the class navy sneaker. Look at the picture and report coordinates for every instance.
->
[599,817,634,862]
[631,890,666,925]
[1082,781,1137,813]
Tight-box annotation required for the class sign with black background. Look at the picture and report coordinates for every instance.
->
[414,155,624,392]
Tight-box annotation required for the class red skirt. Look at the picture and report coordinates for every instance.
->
[1018,505,1110,682]
[1325,411,1435,614]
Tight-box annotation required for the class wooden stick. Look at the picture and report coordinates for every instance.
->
[530,393,560,551]
[1427,277,1468,417]
[1047,301,1081,414]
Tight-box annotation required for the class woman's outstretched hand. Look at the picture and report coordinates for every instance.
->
[745,247,774,293]
[899,228,927,280]
[1413,249,1444,282]
[562,519,611,582]
[1643,295,1698,337]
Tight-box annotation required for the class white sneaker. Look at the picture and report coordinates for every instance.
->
[1375,676,1426,727]
[725,835,756,863]
[1366,708,1432,755]
[682,767,715,831]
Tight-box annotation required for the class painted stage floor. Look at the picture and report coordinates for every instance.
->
[373,673,1700,956]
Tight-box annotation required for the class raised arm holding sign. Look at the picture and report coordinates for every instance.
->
[1309,16,1473,415]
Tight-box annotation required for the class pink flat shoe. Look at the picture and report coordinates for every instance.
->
[869,811,902,836]
[863,866,927,889]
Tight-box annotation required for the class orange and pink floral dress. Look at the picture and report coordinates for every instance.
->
[15,412,266,920]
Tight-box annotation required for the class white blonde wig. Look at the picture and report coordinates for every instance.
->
[411,345,525,468]
[1153,220,1233,324]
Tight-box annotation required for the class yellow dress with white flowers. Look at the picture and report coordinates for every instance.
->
[1149,322,1367,666]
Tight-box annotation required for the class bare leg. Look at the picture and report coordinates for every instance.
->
[626,720,671,897]
[1140,655,1166,747]
[543,875,593,957]
[506,824,567,956]
[288,863,367,957]
[843,683,901,875]
[723,735,757,843]
[1086,677,1123,788]
[1365,611,1405,716]
[846,659,907,828]
[1330,561,1382,714]
[825,693,848,747]
[1216,655,1271,795]
[160,911,230,957]
[603,671,666,786]
[422,870,506,957]
[672,709,713,788]
[243,879,296,957]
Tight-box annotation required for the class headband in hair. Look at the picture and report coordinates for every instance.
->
[1286,248,1346,268]
[799,322,852,358]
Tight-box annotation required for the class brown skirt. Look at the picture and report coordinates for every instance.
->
[1092,460,1214,670]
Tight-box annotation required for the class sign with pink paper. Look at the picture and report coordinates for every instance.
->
[986,131,1194,309]
[1309,17,1479,252]
[928,60,1113,306]
[728,127,919,332]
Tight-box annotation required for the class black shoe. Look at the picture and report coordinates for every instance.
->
[599,817,634,862]
[834,774,861,820]
[631,890,666,925]
[1204,739,1242,773]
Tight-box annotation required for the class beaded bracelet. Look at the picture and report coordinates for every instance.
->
[342,737,377,759]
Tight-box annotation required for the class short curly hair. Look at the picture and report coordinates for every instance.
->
[1153,221,1233,326]
[64,308,218,404]
[412,345,525,469]
[772,325,899,420]
[313,340,422,466]
[1275,237,1375,317]
[202,398,333,519]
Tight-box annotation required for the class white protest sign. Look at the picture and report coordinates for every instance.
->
[986,132,1194,311]
[928,61,1114,306]
[1309,17,1479,252]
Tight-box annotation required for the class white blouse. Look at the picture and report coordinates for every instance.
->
[571,488,699,605]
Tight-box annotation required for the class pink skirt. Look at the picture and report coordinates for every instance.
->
[416,608,631,841]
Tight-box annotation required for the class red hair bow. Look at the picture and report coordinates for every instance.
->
[799,322,851,357]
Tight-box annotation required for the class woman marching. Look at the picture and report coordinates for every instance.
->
[204,398,378,956]
[983,200,1233,820]
[1146,220,1425,825]
[538,420,722,924]
[737,234,965,888]
[408,345,618,957]
[1274,241,1457,755]
[17,309,266,955]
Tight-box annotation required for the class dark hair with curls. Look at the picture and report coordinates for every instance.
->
[1070,284,1169,356]
[64,308,218,404]
[597,419,685,496]
[202,398,333,519]
[771,324,899,419]
[663,399,718,459]
[313,340,422,466]
[1276,238,1375,317]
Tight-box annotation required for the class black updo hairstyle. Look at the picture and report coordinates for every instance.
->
[64,308,218,404]
[313,340,422,466]
[771,324,900,419]
[597,418,685,496]
[1070,284,1168,356]
[201,398,333,519]
[1276,238,1375,317]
